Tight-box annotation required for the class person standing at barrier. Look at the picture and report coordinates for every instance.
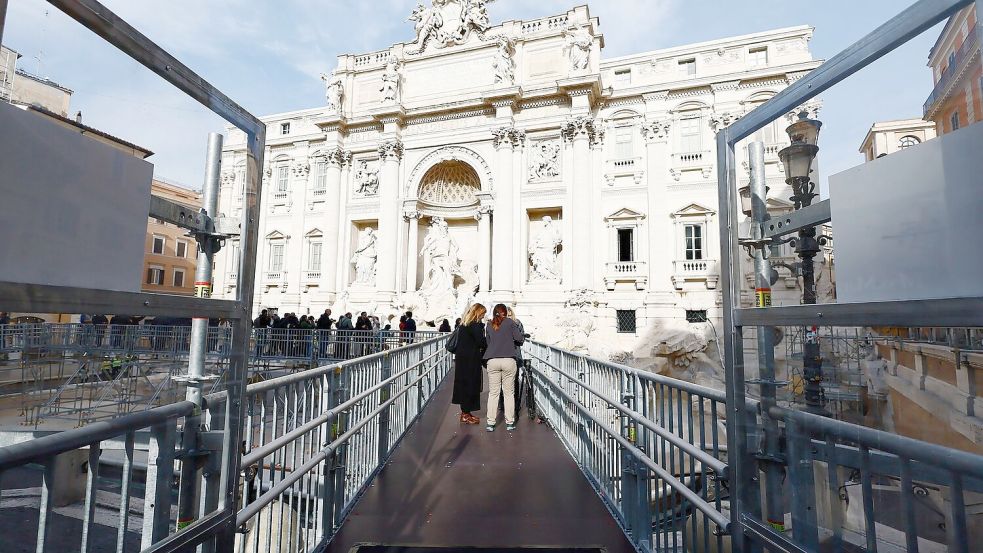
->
[453,303,487,425]
[483,303,524,432]
[316,309,334,358]
[498,307,527,415]
[404,311,417,343]
[439,319,451,333]
[337,313,354,359]
[92,314,108,347]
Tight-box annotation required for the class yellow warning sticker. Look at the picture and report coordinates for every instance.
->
[194,282,212,298]
[755,288,772,308]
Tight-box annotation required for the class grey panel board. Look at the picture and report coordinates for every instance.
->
[828,121,983,304]
[0,102,152,293]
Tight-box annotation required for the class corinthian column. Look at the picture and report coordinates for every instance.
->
[491,126,522,294]
[642,118,672,292]
[476,203,494,292]
[562,116,599,290]
[322,147,345,295]
[377,139,403,295]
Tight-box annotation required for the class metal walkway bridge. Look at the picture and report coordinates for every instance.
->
[2,335,981,553]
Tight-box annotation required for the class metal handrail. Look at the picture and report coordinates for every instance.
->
[0,400,194,470]
[524,347,729,476]
[531,364,732,531]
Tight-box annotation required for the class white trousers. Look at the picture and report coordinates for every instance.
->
[485,357,517,426]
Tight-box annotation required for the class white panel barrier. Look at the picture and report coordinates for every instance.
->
[829,121,983,303]
[0,102,152,292]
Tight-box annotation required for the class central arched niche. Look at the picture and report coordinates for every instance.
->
[417,160,481,209]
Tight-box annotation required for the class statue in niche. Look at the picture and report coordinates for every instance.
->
[354,161,380,196]
[562,25,593,72]
[320,73,344,114]
[352,228,378,285]
[531,140,560,180]
[380,55,402,104]
[419,217,462,296]
[492,35,515,85]
[528,216,562,281]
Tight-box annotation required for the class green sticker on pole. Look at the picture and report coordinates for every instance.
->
[755,288,772,308]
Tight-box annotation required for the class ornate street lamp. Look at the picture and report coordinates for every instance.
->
[778,111,827,414]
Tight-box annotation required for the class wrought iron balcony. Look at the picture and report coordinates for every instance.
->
[923,31,980,118]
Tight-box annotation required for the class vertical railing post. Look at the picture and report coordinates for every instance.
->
[378,352,392,463]
[332,366,350,526]
[142,423,177,550]
[620,370,642,546]
[321,450,337,538]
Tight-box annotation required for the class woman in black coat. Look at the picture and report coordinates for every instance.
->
[452,303,487,424]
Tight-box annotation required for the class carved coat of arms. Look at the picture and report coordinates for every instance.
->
[408,0,495,54]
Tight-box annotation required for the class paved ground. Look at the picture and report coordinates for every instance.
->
[324,377,635,553]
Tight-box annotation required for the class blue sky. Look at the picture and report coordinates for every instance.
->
[3,1,943,188]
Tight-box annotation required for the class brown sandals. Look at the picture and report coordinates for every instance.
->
[460,413,480,425]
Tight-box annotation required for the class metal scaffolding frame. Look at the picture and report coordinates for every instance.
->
[0,0,265,549]
[716,0,983,551]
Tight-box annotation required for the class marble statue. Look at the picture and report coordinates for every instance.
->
[320,73,344,114]
[492,35,515,85]
[420,217,461,296]
[380,56,402,104]
[354,161,380,196]
[409,3,445,53]
[531,140,560,180]
[562,26,593,72]
[352,228,378,284]
[528,216,562,281]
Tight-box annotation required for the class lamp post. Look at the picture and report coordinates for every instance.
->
[778,112,827,413]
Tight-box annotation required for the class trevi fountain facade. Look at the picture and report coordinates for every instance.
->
[213,2,828,371]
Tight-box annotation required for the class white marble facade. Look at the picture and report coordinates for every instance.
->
[214,3,823,354]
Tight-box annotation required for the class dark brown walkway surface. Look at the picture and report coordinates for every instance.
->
[325,377,634,553]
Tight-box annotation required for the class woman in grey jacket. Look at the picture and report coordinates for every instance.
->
[483,303,525,431]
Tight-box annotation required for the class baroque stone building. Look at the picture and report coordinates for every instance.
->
[214,3,821,352]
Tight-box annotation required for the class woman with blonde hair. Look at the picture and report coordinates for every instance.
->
[451,303,487,424]
[483,303,525,431]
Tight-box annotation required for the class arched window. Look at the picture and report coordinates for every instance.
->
[898,135,920,149]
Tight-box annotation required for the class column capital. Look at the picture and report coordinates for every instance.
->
[561,115,601,147]
[474,204,494,221]
[492,126,526,150]
[402,209,422,221]
[709,110,742,133]
[322,146,349,168]
[378,139,404,162]
[641,118,672,143]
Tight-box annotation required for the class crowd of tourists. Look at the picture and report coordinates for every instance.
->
[448,303,528,433]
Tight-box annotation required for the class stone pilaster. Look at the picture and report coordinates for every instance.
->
[377,139,403,295]
[642,118,673,294]
[322,147,346,295]
[562,116,600,290]
[475,199,494,293]
[491,126,521,293]
[403,209,422,292]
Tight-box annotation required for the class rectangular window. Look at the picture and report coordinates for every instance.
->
[276,166,289,192]
[173,269,185,288]
[280,122,290,135]
[146,267,165,285]
[314,161,328,192]
[679,116,702,153]
[748,47,768,67]
[269,243,284,272]
[617,228,634,262]
[686,310,708,323]
[951,111,961,131]
[176,240,188,258]
[678,58,696,76]
[615,126,634,159]
[229,242,240,274]
[685,224,703,260]
[152,235,165,255]
[308,242,322,271]
[616,310,637,334]
[614,68,631,86]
